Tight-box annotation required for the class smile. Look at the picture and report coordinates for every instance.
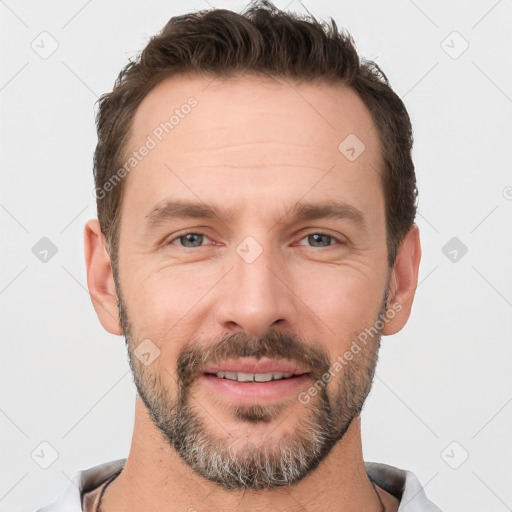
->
[199,358,311,404]
[210,371,299,382]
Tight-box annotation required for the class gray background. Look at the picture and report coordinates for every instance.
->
[1,0,511,510]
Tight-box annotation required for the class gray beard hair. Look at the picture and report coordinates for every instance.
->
[124,335,380,491]
[161,382,342,490]
[117,283,387,491]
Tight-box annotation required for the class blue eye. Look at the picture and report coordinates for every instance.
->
[167,231,343,249]
[297,233,339,248]
[170,232,212,248]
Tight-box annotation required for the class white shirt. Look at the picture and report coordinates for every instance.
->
[34,458,442,511]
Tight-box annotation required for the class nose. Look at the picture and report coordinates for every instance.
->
[214,242,298,337]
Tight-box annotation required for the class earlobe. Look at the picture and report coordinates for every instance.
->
[84,219,123,335]
[381,224,422,336]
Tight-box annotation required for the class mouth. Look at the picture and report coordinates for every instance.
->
[199,358,311,404]
[207,371,304,382]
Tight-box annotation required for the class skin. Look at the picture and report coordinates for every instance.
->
[84,73,421,511]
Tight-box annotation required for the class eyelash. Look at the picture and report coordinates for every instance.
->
[167,230,345,248]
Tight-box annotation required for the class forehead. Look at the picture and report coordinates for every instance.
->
[129,73,381,165]
[121,73,384,231]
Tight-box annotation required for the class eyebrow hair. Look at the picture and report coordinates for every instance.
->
[144,198,368,232]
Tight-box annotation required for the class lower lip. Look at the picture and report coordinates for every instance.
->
[200,373,311,404]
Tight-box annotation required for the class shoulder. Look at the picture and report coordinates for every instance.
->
[365,461,442,512]
[34,459,126,512]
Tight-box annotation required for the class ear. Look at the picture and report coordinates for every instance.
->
[381,224,421,336]
[84,219,122,335]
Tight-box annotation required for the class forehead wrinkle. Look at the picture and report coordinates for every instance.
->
[190,164,328,171]
[167,141,335,172]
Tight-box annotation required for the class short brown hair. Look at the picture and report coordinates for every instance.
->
[93,0,417,272]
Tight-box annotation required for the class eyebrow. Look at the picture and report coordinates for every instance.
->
[144,198,367,232]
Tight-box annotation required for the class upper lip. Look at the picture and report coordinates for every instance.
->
[203,357,309,375]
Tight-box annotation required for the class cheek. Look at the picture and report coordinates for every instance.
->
[301,265,385,349]
[122,247,387,364]
[125,266,195,327]
[124,271,206,370]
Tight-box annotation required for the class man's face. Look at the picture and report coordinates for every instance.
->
[114,74,390,490]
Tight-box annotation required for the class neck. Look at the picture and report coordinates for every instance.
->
[102,397,383,512]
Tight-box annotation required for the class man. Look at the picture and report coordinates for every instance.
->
[36,1,441,510]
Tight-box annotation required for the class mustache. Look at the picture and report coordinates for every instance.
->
[176,330,331,386]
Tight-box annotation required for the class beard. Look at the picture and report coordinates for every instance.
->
[115,281,389,491]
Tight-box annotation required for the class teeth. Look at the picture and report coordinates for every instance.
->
[215,371,295,382]
[254,373,273,382]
